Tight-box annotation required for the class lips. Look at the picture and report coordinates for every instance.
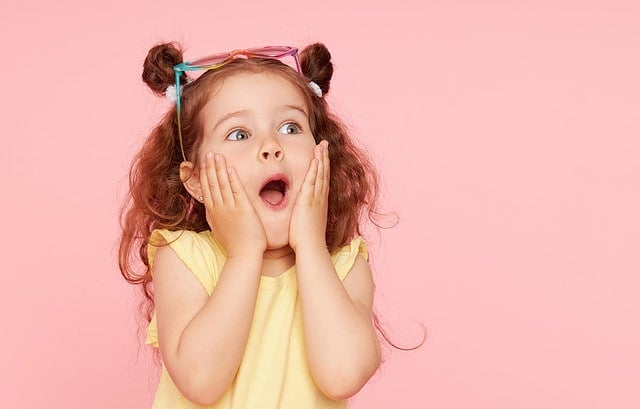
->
[259,174,289,209]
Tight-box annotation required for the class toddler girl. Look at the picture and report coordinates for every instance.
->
[119,42,384,409]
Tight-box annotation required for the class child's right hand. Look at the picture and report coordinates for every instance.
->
[200,152,267,258]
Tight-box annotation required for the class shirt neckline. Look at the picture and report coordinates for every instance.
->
[204,230,296,289]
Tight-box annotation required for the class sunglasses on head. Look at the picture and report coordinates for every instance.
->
[172,46,302,161]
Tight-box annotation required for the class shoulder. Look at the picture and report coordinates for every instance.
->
[336,237,375,316]
[148,229,222,263]
[331,236,369,281]
[149,229,224,295]
[149,229,219,256]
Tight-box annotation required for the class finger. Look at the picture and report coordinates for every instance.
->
[315,144,325,197]
[226,166,248,206]
[204,152,223,205]
[322,140,330,196]
[302,157,319,197]
[214,154,234,205]
[199,160,213,206]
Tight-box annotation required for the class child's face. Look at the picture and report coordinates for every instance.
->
[197,73,316,250]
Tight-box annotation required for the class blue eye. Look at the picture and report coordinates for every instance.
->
[278,122,301,135]
[227,129,250,141]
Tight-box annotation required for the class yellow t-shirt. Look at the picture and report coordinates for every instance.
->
[145,229,368,409]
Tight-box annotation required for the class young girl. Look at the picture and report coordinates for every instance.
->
[119,42,384,408]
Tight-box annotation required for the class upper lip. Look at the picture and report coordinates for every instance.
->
[259,173,290,192]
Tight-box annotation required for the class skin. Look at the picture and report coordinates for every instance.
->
[151,73,380,405]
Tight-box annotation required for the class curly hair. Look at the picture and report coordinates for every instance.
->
[118,42,385,326]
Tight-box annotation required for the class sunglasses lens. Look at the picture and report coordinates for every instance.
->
[248,47,300,72]
[246,46,295,58]
[182,46,300,74]
[189,52,231,67]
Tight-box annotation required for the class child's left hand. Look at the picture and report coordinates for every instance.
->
[289,140,330,253]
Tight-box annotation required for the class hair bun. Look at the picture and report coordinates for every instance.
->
[300,43,333,96]
[142,42,185,96]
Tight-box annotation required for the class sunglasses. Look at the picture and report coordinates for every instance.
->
[172,46,302,161]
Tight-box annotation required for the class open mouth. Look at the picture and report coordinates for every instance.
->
[259,176,289,208]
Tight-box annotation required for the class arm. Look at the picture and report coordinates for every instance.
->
[295,247,381,400]
[155,152,267,406]
[153,247,262,406]
[289,141,380,400]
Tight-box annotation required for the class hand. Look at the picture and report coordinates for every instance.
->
[200,152,267,258]
[289,140,330,253]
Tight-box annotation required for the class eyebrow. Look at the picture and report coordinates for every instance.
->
[283,104,308,117]
[211,104,309,134]
[212,110,249,134]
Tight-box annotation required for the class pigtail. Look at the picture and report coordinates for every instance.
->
[300,43,333,96]
[120,42,210,335]
[142,42,187,97]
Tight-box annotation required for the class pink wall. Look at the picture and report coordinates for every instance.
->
[2,0,639,407]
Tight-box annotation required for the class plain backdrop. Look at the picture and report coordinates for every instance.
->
[1,0,639,408]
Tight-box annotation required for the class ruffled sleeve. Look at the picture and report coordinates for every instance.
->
[331,236,369,281]
[145,229,224,347]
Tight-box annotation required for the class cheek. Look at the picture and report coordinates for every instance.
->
[203,142,249,168]
[294,136,316,158]
[226,155,256,186]
[290,144,314,170]
[197,145,253,185]
[197,140,221,163]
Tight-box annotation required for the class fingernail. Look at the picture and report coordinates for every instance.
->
[206,152,213,160]
[214,154,221,162]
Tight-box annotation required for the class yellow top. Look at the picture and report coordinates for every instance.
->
[146,229,368,409]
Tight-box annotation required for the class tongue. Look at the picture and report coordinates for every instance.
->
[260,188,284,205]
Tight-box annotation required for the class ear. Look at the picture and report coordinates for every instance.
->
[180,161,202,201]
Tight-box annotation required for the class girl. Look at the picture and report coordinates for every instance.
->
[119,42,384,408]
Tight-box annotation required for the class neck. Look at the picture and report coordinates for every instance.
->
[261,245,295,277]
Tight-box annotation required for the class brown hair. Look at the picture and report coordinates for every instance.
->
[119,42,385,325]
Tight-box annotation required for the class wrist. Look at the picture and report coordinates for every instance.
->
[293,240,330,258]
[214,234,266,260]
[224,252,264,274]
[225,247,265,261]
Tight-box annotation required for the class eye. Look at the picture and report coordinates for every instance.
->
[226,129,250,141]
[278,122,301,135]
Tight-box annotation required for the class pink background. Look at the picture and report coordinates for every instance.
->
[2,0,639,408]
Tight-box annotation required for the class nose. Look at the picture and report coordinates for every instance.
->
[259,135,284,161]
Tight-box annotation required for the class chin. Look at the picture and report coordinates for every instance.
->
[258,210,293,251]
[262,222,291,250]
[265,233,290,250]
